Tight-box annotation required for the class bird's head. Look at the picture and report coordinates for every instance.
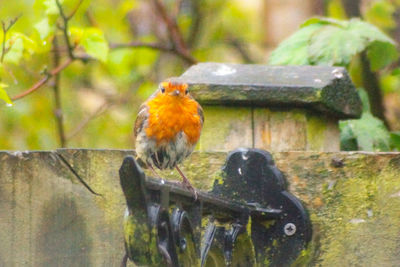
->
[158,81,189,98]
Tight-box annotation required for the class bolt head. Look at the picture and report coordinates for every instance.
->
[284,223,296,236]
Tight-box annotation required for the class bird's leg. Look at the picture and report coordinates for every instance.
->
[149,164,163,179]
[175,165,198,200]
[134,155,163,179]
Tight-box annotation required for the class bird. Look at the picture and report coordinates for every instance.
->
[133,80,204,197]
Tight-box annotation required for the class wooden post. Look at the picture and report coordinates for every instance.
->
[171,63,362,152]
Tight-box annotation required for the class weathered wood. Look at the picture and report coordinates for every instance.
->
[1,149,400,266]
[198,106,253,151]
[253,108,340,151]
[0,150,131,267]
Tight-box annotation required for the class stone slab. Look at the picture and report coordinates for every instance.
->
[171,63,362,119]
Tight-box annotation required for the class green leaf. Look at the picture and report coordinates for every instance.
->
[80,28,109,62]
[268,23,323,65]
[34,0,62,16]
[308,24,365,66]
[270,17,397,69]
[390,132,400,150]
[340,87,391,151]
[34,17,55,40]
[357,88,370,113]
[365,1,396,30]
[14,33,38,54]
[4,36,24,64]
[339,120,357,151]
[367,41,399,71]
[340,112,391,151]
[392,68,400,76]
[301,16,347,28]
[0,83,13,106]
[348,19,395,45]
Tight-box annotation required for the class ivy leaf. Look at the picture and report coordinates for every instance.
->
[268,23,323,65]
[0,83,13,106]
[80,28,109,62]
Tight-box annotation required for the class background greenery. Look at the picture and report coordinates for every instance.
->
[0,0,399,151]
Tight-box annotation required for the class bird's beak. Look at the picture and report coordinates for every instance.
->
[170,90,180,96]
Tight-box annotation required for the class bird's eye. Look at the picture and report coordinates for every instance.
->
[161,87,165,93]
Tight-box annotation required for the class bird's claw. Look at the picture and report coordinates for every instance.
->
[181,179,198,201]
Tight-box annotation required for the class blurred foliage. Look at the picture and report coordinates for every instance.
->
[269,0,400,151]
[269,17,398,69]
[340,89,391,151]
[0,0,264,150]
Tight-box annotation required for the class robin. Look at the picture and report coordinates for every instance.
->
[133,81,204,197]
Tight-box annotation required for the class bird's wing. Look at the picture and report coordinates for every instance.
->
[133,103,149,139]
[133,89,160,139]
[197,104,204,126]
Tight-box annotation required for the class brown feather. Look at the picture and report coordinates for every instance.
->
[133,104,148,139]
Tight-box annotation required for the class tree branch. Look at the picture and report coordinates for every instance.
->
[341,0,361,17]
[342,1,389,127]
[1,15,21,63]
[228,36,256,64]
[11,57,73,101]
[52,36,66,147]
[151,0,197,65]
[110,41,197,65]
[55,0,82,59]
[186,0,202,48]
[66,100,112,140]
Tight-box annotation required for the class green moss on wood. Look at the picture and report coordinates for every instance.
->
[306,116,327,150]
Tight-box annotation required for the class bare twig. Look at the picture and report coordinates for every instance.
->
[55,0,83,59]
[110,41,197,65]
[66,100,112,140]
[110,41,172,51]
[66,76,145,141]
[186,0,202,48]
[1,15,21,63]
[66,90,135,140]
[67,0,84,20]
[11,57,73,101]
[172,0,184,19]
[228,37,256,64]
[151,0,197,65]
[52,36,66,147]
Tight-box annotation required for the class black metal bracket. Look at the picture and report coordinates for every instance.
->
[119,148,311,266]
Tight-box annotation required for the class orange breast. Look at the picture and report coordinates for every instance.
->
[145,95,202,145]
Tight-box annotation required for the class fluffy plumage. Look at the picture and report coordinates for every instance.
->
[134,81,204,172]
